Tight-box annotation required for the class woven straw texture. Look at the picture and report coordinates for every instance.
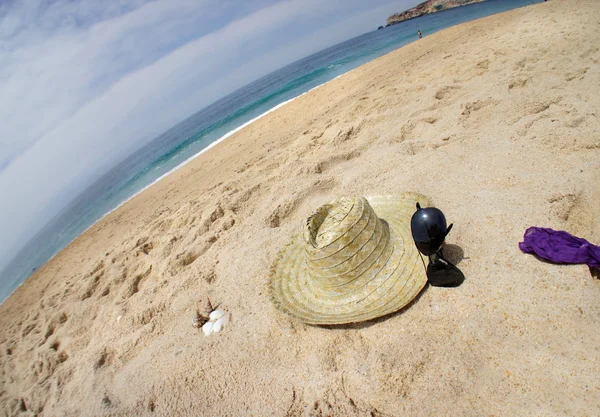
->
[268,193,430,325]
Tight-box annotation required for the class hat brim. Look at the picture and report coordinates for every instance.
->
[268,193,431,325]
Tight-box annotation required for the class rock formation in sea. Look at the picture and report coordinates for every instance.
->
[386,0,487,26]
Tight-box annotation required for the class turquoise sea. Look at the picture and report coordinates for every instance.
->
[0,0,544,303]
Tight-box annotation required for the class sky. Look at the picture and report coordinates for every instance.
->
[0,0,422,273]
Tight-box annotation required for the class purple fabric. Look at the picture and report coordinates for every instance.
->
[519,227,600,268]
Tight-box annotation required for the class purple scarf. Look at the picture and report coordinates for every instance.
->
[519,227,600,268]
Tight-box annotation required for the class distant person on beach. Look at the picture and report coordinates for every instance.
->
[418,30,423,39]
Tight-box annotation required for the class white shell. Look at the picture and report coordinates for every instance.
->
[213,315,229,333]
[209,309,225,321]
[212,318,223,333]
[202,321,214,336]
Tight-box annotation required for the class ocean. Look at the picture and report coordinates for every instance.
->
[0,0,544,303]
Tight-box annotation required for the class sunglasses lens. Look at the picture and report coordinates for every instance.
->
[410,206,449,256]
[427,258,465,287]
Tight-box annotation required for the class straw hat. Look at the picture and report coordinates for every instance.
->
[268,192,430,325]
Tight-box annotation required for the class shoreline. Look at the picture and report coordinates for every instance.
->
[91,74,346,233]
[0,74,346,306]
[2,1,600,415]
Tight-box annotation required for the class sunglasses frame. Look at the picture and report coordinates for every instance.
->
[411,203,465,287]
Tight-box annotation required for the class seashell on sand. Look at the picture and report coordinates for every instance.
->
[209,309,225,321]
[202,321,214,336]
[213,314,229,333]
[212,318,223,333]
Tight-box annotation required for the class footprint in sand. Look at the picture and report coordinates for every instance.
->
[178,251,202,267]
[80,271,104,300]
[310,150,362,175]
[266,178,337,228]
[434,85,459,100]
[79,261,107,300]
[134,302,167,326]
[121,265,152,299]
[331,123,364,146]
[476,59,490,75]
[461,99,496,117]
[393,116,440,144]
[548,192,580,222]
[564,67,589,82]
[31,348,69,383]
[93,346,116,371]
[41,312,68,345]
[139,242,154,255]
[166,201,237,274]
[228,183,262,213]
[526,97,561,115]
[197,203,225,234]
[266,197,299,228]
[508,77,529,90]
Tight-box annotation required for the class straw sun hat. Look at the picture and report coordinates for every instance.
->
[268,192,431,325]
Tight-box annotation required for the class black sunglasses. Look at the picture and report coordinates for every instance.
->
[410,203,464,287]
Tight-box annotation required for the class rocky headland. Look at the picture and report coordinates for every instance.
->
[386,0,487,26]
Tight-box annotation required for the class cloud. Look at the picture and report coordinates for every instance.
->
[0,0,419,272]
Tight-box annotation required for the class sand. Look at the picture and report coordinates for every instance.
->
[2,1,600,415]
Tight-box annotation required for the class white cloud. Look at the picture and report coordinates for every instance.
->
[0,0,419,272]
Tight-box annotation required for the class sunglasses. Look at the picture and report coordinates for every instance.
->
[410,203,464,287]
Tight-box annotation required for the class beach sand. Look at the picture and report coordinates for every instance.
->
[2,0,600,415]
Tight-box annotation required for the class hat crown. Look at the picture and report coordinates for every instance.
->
[304,197,364,248]
[303,197,391,288]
